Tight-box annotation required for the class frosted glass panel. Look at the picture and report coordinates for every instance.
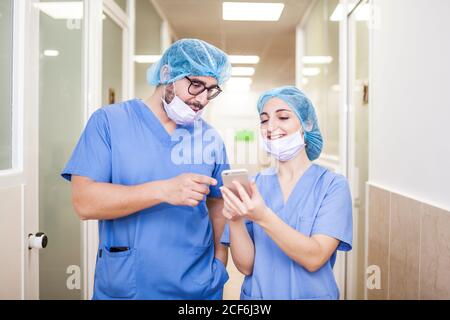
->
[303,0,340,157]
[38,0,84,299]
[135,0,162,99]
[0,0,13,170]
[102,14,123,105]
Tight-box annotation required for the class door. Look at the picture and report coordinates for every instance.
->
[346,0,371,300]
[0,0,134,300]
[37,0,86,299]
[36,0,134,299]
[0,0,39,300]
[0,0,22,299]
[102,0,133,106]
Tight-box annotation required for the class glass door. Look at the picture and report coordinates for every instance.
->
[34,0,132,299]
[37,0,85,299]
[0,0,13,170]
[102,12,123,105]
[102,0,131,106]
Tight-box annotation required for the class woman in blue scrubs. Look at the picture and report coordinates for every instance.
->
[220,86,353,300]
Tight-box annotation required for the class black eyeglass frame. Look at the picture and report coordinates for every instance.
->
[184,76,223,100]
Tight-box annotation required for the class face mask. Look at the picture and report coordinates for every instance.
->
[162,84,203,125]
[261,130,306,162]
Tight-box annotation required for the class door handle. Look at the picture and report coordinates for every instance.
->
[28,232,48,250]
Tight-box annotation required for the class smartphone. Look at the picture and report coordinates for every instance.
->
[221,169,252,198]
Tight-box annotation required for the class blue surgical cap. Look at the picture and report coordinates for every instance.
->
[257,86,323,161]
[147,39,232,86]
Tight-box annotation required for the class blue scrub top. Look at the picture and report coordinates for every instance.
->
[221,165,353,300]
[61,99,230,299]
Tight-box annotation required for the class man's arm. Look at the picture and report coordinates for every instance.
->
[72,173,217,221]
[206,197,228,266]
[72,176,166,220]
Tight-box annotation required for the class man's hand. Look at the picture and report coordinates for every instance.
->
[162,173,217,207]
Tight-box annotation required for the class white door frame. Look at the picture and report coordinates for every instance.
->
[83,0,135,300]
[294,0,353,300]
[82,0,103,301]
[344,0,373,300]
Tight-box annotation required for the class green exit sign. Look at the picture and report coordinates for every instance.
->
[235,130,255,142]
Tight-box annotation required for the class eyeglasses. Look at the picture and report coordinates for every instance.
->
[184,76,222,100]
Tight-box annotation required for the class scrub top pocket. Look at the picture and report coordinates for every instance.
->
[96,246,137,299]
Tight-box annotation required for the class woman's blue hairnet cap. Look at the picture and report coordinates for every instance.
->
[147,39,232,86]
[257,86,323,161]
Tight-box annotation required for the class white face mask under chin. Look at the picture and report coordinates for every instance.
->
[162,86,203,125]
[261,130,306,162]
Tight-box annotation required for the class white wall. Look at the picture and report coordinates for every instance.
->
[203,90,267,177]
[370,0,450,210]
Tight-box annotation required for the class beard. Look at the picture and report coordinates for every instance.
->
[164,84,176,104]
[164,84,205,111]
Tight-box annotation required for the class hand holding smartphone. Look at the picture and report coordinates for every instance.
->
[221,169,251,199]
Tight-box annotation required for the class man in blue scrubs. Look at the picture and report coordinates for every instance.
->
[61,39,232,299]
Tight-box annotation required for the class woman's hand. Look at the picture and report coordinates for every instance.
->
[220,181,269,223]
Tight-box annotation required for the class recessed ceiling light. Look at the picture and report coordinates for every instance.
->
[232,67,255,76]
[302,78,309,85]
[44,50,60,57]
[35,2,83,20]
[229,55,260,64]
[303,56,333,64]
[223,2,285,21]
[303,67,321,77]
[134,55,161,64]
[227,77,253,86]
[226,77,253,92]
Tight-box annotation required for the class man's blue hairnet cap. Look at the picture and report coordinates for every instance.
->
[147,39,232,86]
[257,86,323,161]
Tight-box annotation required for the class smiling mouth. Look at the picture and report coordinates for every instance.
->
[268,134,286,140]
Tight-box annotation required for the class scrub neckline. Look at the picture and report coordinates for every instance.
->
[135,98,195,147]
[272,163,317,208]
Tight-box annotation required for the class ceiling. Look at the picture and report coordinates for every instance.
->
[152,0,314,90]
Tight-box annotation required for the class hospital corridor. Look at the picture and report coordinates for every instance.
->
[1,0,450,301]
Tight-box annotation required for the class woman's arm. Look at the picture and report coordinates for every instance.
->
[257,209,339,272]
[220,192,255,276]
[221,181,339,273]
[228,218,255,276]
